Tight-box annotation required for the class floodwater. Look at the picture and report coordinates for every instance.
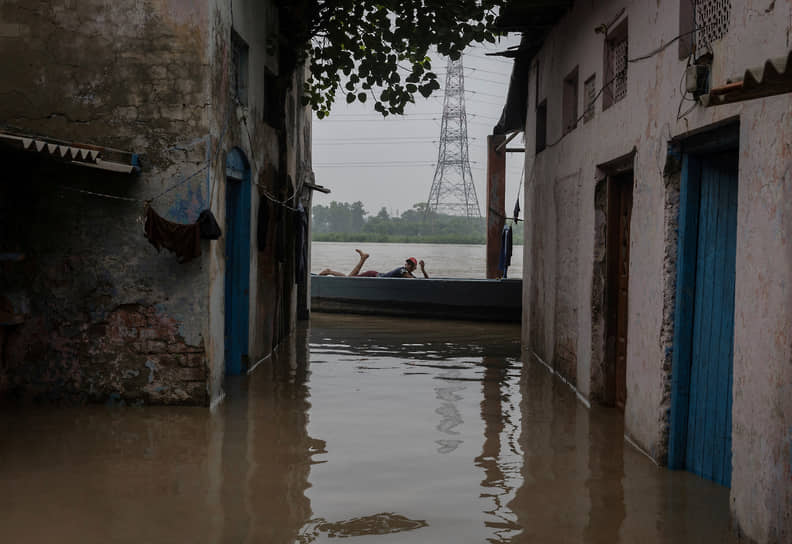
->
[311,241,524,279]
[0,314,736,543]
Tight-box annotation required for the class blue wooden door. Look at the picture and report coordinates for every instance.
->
[673,152,738,487]
[224,149,251,375]
[686,154,738,487]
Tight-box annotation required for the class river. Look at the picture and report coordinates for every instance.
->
[0,314,735,543]
[311,241,523,279]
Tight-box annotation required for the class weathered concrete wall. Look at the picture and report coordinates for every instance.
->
[520,0,792,540]
[205,0,312,402]
[0,0,311,405]
[0,0,212,404]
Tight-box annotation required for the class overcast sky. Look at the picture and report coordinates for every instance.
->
[311,35,525,218]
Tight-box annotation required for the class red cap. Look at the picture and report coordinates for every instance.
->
[406,257,418,266]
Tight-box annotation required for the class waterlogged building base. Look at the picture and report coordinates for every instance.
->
[0,315,736,543]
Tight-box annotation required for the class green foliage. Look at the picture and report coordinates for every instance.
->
[312,200,367,233]
[277,1,504,117]
[311,201,523,245]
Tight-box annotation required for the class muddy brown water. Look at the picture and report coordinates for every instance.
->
[0,314,735,543]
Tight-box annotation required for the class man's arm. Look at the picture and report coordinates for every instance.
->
[419,260,429,278]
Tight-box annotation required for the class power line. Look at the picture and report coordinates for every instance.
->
[313,138,479,144]
[314,140,442,146]
[465,52,513,65]
[466,89,505,99]
[315,162,436,168]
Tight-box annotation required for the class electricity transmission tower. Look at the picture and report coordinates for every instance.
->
[425,56,481,218]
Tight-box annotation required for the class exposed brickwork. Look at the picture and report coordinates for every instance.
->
[4,303,207,405]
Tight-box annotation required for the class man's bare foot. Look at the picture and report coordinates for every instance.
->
[355,249,370,260]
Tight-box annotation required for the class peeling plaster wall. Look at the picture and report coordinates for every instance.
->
[0,0,311,405]
[206,0,311,402]
[520,0,792,540]
[0,0,212,404]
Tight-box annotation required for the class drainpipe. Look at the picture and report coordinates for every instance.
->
[486,134,506,279]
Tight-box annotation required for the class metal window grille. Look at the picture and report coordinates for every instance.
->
[611,37,628,103]
[695,0,731,55]
[584,75,596,122]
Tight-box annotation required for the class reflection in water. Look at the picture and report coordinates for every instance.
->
[301,512,428,540]
[434,377,465,453]
[476,356,523,542]
[0,314,736,543]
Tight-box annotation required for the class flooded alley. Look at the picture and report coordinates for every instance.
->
[0,314,735,543]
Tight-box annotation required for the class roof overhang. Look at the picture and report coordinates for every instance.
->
[703,49,792,106]
[0,130,140,174]
[491,1,573,134]
[492,0,573,58]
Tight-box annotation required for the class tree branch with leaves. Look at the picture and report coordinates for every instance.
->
[277,0,504,118]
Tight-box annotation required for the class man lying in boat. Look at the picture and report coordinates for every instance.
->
[319,249,429,278]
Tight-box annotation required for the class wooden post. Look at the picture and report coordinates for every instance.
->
[486,134,506,279]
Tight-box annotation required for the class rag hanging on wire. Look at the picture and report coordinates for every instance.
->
[498,162,526,279]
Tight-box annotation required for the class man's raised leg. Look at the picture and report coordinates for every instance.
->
[348,249,370,276]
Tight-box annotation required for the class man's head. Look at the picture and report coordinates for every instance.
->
[405,257,418,271]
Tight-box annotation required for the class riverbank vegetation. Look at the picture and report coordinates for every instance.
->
[312,201,523,245]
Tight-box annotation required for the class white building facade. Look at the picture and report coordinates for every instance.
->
[506,1,792,541]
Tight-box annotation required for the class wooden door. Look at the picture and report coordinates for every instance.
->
[614,176,632,409]
[685,153,737,486]
[606,172,633,410]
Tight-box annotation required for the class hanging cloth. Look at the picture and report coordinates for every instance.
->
[275,204,286,263]
[257,198,270,251]
[144,204,202,263]
[197,209,222,240]
[498,224,513,279]
[294,202,308,284]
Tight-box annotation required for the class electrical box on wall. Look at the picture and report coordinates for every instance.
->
[686,64,710,99]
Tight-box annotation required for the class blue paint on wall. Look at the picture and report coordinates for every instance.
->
[166,182,206,223]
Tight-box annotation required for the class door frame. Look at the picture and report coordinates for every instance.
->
[605,170,633,410]
[591,151,635,406]
[668,122,739,471]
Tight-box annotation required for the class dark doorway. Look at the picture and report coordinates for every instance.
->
[606,172,633,410]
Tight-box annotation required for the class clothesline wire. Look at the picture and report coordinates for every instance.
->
[149,164,210,202]
[58,164,209,204]
[241,114,302,212]
[208,100,233,210]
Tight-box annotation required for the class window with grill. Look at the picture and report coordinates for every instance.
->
[679,1,732,59]
[603,19,628,110]
[231,29,249,106]
[584,74,596,123]
[695,0,732,56]
[562,67,579,135]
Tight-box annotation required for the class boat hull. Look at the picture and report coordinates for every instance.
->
[310,275,522,322]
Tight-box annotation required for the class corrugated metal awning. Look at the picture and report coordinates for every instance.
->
[704,49,792,106]
[0,130,140,174]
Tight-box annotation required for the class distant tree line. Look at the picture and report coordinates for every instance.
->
[311,201,523,245]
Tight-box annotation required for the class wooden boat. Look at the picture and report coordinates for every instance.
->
[310,275,522,322]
